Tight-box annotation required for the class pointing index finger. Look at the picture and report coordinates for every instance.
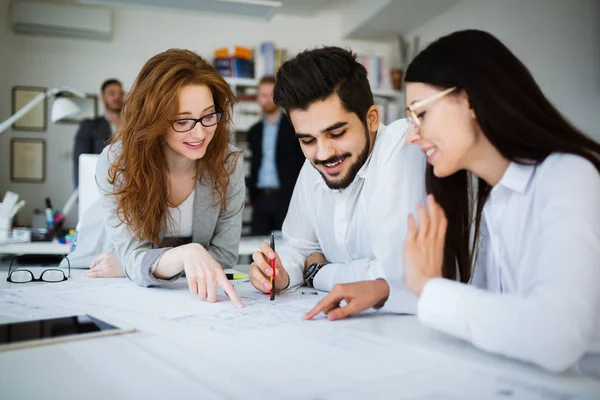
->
[219,278,244,308]
[303,292,342,320]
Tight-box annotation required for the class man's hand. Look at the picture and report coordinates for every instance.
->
[303,280,390,321]
[249,242,290,293]
[304,252,328,271]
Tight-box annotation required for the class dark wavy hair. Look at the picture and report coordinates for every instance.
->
[405,29,600,283]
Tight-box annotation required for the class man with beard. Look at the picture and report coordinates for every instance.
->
[248,47,427,316]
[247,76,304,235]
[72,78,124,188]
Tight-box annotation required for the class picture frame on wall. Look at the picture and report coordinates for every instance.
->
[12,86,47,131]
[10,138,45,183]
[55,93,99,123]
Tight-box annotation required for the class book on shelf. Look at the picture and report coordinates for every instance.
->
[214,45,253,60]
[236,85,258,101]
[256,41,288,79]
[357,54,390,90]
[214,57,254,78]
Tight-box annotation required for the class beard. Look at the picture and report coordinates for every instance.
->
[105,102,122,114]
[262,103,279,114]
[313,125,371,190]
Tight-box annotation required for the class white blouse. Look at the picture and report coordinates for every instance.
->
[418,153,600,376]
[166,190,195,238]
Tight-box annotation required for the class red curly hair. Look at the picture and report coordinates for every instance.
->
[108,49,238,245]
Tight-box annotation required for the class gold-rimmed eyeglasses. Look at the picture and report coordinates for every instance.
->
[405,87,457,130]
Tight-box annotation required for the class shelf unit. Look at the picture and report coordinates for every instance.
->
[224,77,260,235]
[372,88,403,101]
[224,77,259,87]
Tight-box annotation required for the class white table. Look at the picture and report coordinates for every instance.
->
[238,235,270,255]
[0,236,266,258]
[0,240,70,256]
[1,269,599,400]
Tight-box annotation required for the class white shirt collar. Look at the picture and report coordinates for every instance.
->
[495,161,536,194]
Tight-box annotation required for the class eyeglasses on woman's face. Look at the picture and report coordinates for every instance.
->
[171,110,223,133]
[405,87,456,132]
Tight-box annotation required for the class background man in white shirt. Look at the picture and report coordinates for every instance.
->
[248,46,427,317]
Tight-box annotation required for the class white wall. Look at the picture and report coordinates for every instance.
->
[405,0,600,140]
[0,0,396,228]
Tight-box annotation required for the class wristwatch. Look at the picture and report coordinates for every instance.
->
[304,262,328,288]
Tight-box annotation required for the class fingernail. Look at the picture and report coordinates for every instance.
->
[237,303,244,309]
[268,252,274,258]
[263,282,271,290]
[266,268,272,275]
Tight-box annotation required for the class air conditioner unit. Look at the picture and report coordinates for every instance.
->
[11,1,112,41]
[77,0,281,21]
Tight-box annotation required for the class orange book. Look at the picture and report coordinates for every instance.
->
[214,47,230,58]
[234,46,253,60]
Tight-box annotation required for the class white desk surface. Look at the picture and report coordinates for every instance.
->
[1,269,599,400]
[0,240,70,255]
[0,236,267,258]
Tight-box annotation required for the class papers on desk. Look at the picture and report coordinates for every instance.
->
[1,279,600,399]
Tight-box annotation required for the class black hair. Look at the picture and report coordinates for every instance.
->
[101,78,122,93]
[405,29,600,283]
[273,46,373,122]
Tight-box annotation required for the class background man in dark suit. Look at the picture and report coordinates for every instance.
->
[248,76,304,235]
[72,78,124,188]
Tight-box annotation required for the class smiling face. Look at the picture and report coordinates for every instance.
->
[289,94,379,190]
[405,82,481,178]
[165,84,219,161]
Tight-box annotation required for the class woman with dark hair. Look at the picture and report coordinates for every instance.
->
[69,49,244,307]
[402,30,600,376]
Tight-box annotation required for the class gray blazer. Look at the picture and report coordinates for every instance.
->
[67,143,245,287]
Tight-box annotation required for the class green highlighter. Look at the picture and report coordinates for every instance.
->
[226,273,245,280]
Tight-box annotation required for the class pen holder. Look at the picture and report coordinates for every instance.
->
[0,216,12,241]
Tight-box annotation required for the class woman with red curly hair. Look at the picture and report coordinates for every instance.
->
[69,49,244,307]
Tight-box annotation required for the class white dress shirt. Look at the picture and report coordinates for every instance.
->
[418,153,600,376]
[278,119,427,313]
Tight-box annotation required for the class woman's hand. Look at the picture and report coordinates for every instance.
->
[85,252,125,278]
[403,194,447,296]
[160,243,243,308]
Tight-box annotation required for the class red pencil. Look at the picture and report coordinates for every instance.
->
[269,232,275,301]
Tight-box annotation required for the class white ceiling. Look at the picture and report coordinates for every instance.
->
[276,0,340,16]
[66,0,339,17]
[346,0,463,39]
[27,0,461,38]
